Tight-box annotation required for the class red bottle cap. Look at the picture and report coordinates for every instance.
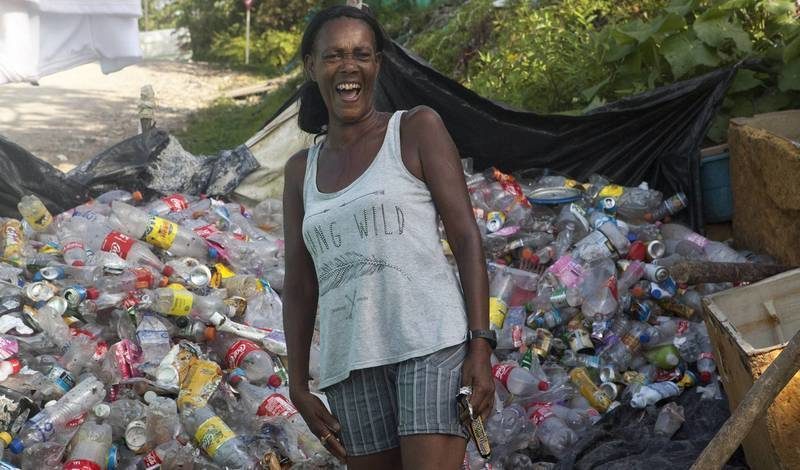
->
[132,191,144,203]
[71,261,84,267]
[538,380,549,391]
[627,241,646,261]
[6,359,21,374]
[204,327,216,342]
[85,288,100,300]
[162,265,175,277]
[268,374,282,388]
[700,371,712,383]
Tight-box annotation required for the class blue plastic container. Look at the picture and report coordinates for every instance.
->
[700,152,733,223]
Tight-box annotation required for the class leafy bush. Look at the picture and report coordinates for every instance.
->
[209,28,301,74]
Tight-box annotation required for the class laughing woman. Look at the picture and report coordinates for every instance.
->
[281,6,494,470]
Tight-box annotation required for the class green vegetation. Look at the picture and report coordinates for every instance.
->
[171,0,799,152]
[175,77,301,155]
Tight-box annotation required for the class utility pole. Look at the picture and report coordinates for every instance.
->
[244,0,252,64]
[143,0,149,31]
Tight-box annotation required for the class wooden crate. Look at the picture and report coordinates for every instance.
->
[703,268,800,470]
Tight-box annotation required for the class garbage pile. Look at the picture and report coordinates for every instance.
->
[0,166,759,469]
[0,191,324,469]
[460,165,757,469]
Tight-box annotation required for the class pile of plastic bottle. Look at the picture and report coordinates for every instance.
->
[0,191,324,469]
[459,166,754,469]
[0,166,758,470]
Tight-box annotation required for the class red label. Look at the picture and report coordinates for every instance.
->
[225,340,261,369]
[257,393,298,418]
[676,320,690,335]
[527,403,553,425]
[511,325,525,348]
[133,266,156,289]
[63,459,102,470]
[655,367,682,382]
[66,412,87,429]
[63,240,85,252]
[607,275,618,301]
[699,352,714,361]
[101,231,135,259]
[93,341,108,361]
[193,223,220,239]
[492,364,514,386]
[143,450,163,469]
[162,194,188,212]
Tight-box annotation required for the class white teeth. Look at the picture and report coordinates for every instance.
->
[336,83,361,92]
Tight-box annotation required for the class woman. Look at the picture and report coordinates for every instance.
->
[282,6,494,469]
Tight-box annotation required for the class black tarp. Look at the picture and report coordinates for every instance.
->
[369,42,738,230]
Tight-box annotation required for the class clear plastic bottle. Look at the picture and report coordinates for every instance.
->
[95,190,143,206]
[108,398,146,441]
[59,217,89,266]
[96,266,166,294]
[1,219,27,267]
[136,314,172,374]
[569,367,613,412]
[492,361,549,396]
[143,391,179,450]
[85,224,171,275]
[696,324,717,383]
[528,306,578,329]
[572,221,630,262]
[62,403,113,470]
[629,381,682,408]
[209,330,275,384]
[525,402,578,458]
[18,195,54,233]
[644,192,688,222]
[10,375,106,454]
[179,399,256,469]
[109,201,209,260]
[144,193,198,216]
[207,232,283,277]
[144,287,233,322]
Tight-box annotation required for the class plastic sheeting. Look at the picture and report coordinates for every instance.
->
[370,42,738,230]
[0,136,88,217]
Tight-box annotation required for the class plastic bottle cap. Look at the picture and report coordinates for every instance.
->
[107,444,119,470]
[208,247,218,260]
[6,358,21,374]
[538,380,550,391]
[94,403,111,418]
[132,191,144,202]
[162,266,175,277]
[158,276,170,287]
[229,374,243,386]
[639,333,651,344]
[9,438,23,454]
[71,261,85,267]
[144,390,158,404]
[204,326,216,342]
[700,371,712,383]
[627,241,646,261]
[627,232,638,243]
[268,374,282,388]
[0,432,11,446]
[86,287,100,300]
[156,366,178,385]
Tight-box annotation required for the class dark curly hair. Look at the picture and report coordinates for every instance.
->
[298,5,386,135]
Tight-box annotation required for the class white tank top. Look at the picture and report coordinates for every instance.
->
[302,111,468,389]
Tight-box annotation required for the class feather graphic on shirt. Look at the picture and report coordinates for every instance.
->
[318,251,410,296]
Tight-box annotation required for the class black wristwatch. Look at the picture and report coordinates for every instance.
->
[467,329,497,350]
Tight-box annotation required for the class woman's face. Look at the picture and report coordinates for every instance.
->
[306,17,381,125]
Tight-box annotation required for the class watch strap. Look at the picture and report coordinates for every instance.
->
[468,329,497,350]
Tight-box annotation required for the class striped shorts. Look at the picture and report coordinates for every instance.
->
[323,343,469,456]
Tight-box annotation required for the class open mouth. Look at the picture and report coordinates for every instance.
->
[335,82,362,102]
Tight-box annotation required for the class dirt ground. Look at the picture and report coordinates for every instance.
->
[0,60,261,171]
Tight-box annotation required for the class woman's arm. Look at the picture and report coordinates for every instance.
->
[403,106,495,419]
[281,149,346,461]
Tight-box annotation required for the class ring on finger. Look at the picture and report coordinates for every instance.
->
[319,431,333,445]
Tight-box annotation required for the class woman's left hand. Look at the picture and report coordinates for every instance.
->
[461,339,495,420]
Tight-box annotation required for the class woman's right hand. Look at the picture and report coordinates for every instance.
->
[290,388,347,463]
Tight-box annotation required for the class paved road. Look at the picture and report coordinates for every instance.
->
[0,60,259,171]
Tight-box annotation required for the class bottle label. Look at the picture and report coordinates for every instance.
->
[511,325,524,348]
[193,223,220,239]
[137,328,170,345]
[46,364,76,393]
[698,352,714,361]
[144,217,178,250]
[142,450,163,470]
[0,337,18,360]
[162,194,189,212]
[598,184,624,198]
[686,233,709,248]
[133,266,156,289]
[548,255,584,288]
[257,393,299,418]
[63,459,102,470]
[62,240,85,252]
[488,297,508,329]
[101,231,135,259]
[195,416,236,457]
[569,203,590,233]
[528,404,553,425]
[169,290,194,316]
[676,320,690,335]
[491,364,514,386]
[225,340,261,369]
[620,332,640,352]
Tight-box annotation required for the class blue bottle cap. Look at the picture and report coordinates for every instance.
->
[107,444,119,470]
[9,437,23,454]
[627,232,638,243]
[208,247,218,260]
